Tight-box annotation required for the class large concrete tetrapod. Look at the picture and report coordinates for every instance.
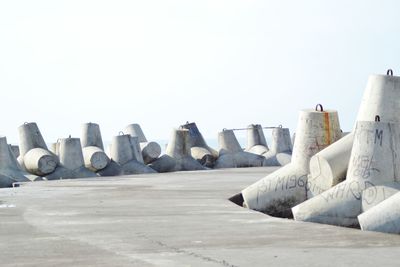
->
[18,122,58,176]
[81,123,111,173]
[149,129,206,172]
[292,120,400,227]
[358,191,400,234]
[240,105,341,217]
[180,122,218,168]
[263,127,293,166]
[125,124,161,164]
[110,134,156,175]
[306,71,400,198]
[46,138,98,180]
[214,129,267,168]
[0,136,31,187]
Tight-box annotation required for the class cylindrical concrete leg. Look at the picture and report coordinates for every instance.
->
[110,135,134,166]
[130,136,144,164]
[140,141,161,164]
[54,137,97,179]
[81,122,104,150]
[125,123,147,143]
[166,129,191,159]
[270,127,292,154]
[24,148,58,176]
[218,130,242,155]
[307,132,354,197]
[59,138,85,171]
[82,146,110,171]
[18,122,48,157]
[246,124,268,151]
[358,191,400,234]
[356,74,400,123]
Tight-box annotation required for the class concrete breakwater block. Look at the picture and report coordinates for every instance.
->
[125,124,161,164]
[46,137,98,180]
[109,134,156,175]
[81,123,111,173]
[241,105,341,217]
[214,129,267,168]
[293,120,400,227]
[180,122,218,168]
[149,129,206,172]
[17,122,58,177]
[263,126,292,166]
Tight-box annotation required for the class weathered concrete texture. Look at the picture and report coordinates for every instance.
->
[215,129,266,168]
[81,122,105,150]
[110,135,156,175]
[359,191,400,234]
[0,136,31,187]
[246,124,269,152]
[151,129,205,173]
[262,127,292,166]
[82,146,110,172]
[356,74,400,123]
[81,123,111,173]
[125,124,162,164]
[242,107,342,217]
[293,121,400,227]
[180,122,218,168]
[307,133,354,197]
[1,167,400,267]
[17,122,58,176]
[46,138,98,180]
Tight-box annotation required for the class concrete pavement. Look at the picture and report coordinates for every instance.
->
[1,167,400,266]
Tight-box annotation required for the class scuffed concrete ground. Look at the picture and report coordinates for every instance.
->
[1,167,400,266]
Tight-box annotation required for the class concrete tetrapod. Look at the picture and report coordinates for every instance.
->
[149,129,206,172]
[214,129,267,169]
[240,105,341,217]
[263,127,293,166]
[292,120,400,227]
[110,134,156,175]
[246,124,269,155]
[307,132,354,198]
[305,71,400,199]
[125,124,161,164]
[17,122,58,176]
[81,123,113,174]
[0,136,31,187]
[358,191,400,234]
[180,122,218,168]
[46,138,98,180]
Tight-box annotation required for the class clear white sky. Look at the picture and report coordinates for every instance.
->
[1,0,399,144]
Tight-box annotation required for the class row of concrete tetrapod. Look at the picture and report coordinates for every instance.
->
[236,70,400,235]
[0,121,293,187]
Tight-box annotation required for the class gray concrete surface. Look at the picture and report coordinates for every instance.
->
[1,167,400,267]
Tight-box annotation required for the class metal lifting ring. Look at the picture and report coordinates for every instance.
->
[279,124,283,128]
[387,69,393,76]
[315,104,324,112]
[119,131,124,135]
[375,115,380,122]
[222,128,227,132]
